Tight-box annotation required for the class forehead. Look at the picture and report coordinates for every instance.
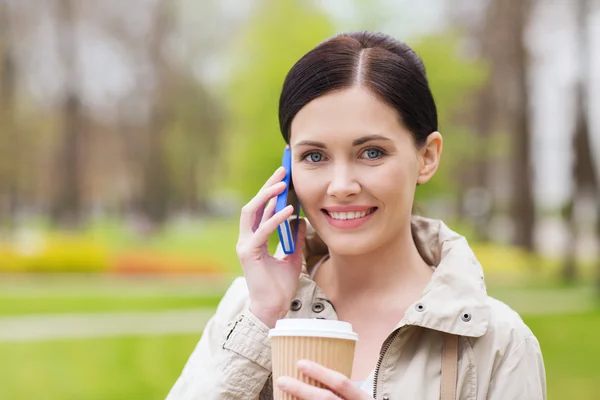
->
[289,86,407,145]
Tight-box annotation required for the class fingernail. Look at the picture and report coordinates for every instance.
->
[297,359,311,370]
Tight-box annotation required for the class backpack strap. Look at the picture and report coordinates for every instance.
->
[441,333,459,400]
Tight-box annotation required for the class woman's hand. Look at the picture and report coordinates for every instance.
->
[277,360,372,400]
[236,167,307,329]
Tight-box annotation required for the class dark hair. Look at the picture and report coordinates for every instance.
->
[278,31,437,146]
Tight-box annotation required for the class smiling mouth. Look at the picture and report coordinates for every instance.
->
[322,207,378,221]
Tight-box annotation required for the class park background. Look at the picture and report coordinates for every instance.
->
[1,0,599,399]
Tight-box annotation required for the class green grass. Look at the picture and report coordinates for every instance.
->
[0,274,232,316]
[488,284,600,316]
[524,310,600,400]
[0,296,222,316]
[1,269,599,399]
[0,311,598,399]
[0,334,201,400]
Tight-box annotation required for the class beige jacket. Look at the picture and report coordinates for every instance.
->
[167,216,546,400]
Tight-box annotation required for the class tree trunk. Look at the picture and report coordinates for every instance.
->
[141,109,170,224]
[563,90,594,283]
[473,84,494,242]
[139,0,172,226]
[51,93,84,227]
[480,0,535,250]
[0,0,18,230]
[510,0,535,252]
[50,0,84,228]
[562,0,598,284]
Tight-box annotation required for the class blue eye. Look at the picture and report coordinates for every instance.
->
[305,152,323,163]
[363,148,383,159]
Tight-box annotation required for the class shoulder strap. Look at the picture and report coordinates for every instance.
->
[441,333,459,400]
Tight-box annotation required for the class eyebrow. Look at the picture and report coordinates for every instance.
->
[293,134,392,149]
[352,134,392,146]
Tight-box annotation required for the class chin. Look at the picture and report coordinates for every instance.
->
[320,231,382,256]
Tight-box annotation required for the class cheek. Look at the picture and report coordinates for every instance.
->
[362,159,416,199]
[292,168,324,210]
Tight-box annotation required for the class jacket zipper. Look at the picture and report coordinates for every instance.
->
[373,327,403,399]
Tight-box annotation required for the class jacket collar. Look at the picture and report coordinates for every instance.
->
[300,215,490,338]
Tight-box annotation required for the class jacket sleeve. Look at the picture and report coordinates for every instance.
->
[486,335,546,400]
[166,277,273,400]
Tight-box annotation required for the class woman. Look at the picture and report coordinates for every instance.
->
[167,31,546,400]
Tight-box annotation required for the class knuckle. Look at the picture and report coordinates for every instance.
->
[330,378,352,394]
[241,205,252,215]
[254,224,268,238]
[235,243,248,258]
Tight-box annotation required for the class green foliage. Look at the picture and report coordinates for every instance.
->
[410,32,488,201]
[223,0,335,201]
[223,14,488,203]
[164,73,223,209]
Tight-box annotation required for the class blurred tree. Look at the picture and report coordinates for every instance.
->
[563,0,599,284]
[224,1,487,208]
[468,2,500,243]
[0,0,231,228]
[136,0,225,223]
[92,0,227,224]
[509,0,535,252]
[138,0,172,226]
[451,0,537,244]
[469,82,495,241]
[223,0,334,200]
[165,73,223,214]
[481,0,535,251]
[0,0,17,230]
[50,0,85,228]
[411,33,487,206]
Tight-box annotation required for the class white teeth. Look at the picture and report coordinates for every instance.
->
[328,209,373,220]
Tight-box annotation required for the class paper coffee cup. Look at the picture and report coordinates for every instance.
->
[269,319,358,400]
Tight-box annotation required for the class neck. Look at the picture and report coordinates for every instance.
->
[321,224,433,304]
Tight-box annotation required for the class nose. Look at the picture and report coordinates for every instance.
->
[326,164,361,199]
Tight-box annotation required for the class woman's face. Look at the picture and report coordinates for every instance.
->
[289,86,441,255]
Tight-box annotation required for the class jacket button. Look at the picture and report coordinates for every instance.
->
[383,396,390,400]
[290,299,302,311]
[461,312,472,322]
[415,303,426,312]
[312,302,325,313]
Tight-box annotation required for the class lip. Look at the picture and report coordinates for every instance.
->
[321,207,377,230]
[322,205,376,213]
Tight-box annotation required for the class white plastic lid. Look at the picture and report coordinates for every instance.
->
[269,319,359,341]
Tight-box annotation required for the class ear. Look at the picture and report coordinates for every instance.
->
[417,132,443,185]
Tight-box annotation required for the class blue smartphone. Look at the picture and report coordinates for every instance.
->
[276,147,301,254]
